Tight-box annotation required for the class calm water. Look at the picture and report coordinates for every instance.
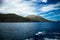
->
[0,22,60,40]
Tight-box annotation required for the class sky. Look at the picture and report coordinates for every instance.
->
[0,0,60,21]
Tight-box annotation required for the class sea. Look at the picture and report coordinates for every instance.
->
[0,22,60,40]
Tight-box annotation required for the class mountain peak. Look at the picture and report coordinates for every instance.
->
[26,15,49,22]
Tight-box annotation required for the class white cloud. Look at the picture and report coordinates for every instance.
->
[47,15,60,18]
[0,0,37,16]
[40,0,47,3]
[31,0,47,3]
[31,0,37,1]
[0,0,60,17]
[38,3,60,13]
[40,12,54,17]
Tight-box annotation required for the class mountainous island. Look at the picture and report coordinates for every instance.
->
[0,13,50,22]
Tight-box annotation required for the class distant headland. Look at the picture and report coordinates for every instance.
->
[0,13,52,22]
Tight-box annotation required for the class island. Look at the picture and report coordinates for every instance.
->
[0,13,50,22]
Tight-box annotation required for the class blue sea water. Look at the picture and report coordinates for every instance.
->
[0,22,60,40]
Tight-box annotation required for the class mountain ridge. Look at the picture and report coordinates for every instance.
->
[0,13,50,22]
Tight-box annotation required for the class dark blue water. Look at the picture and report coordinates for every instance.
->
[0,22,60,40]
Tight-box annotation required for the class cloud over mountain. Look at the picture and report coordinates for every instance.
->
[0,0,60,21]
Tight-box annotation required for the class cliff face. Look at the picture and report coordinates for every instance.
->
[26,15,49,22]
[0,13,49,22]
